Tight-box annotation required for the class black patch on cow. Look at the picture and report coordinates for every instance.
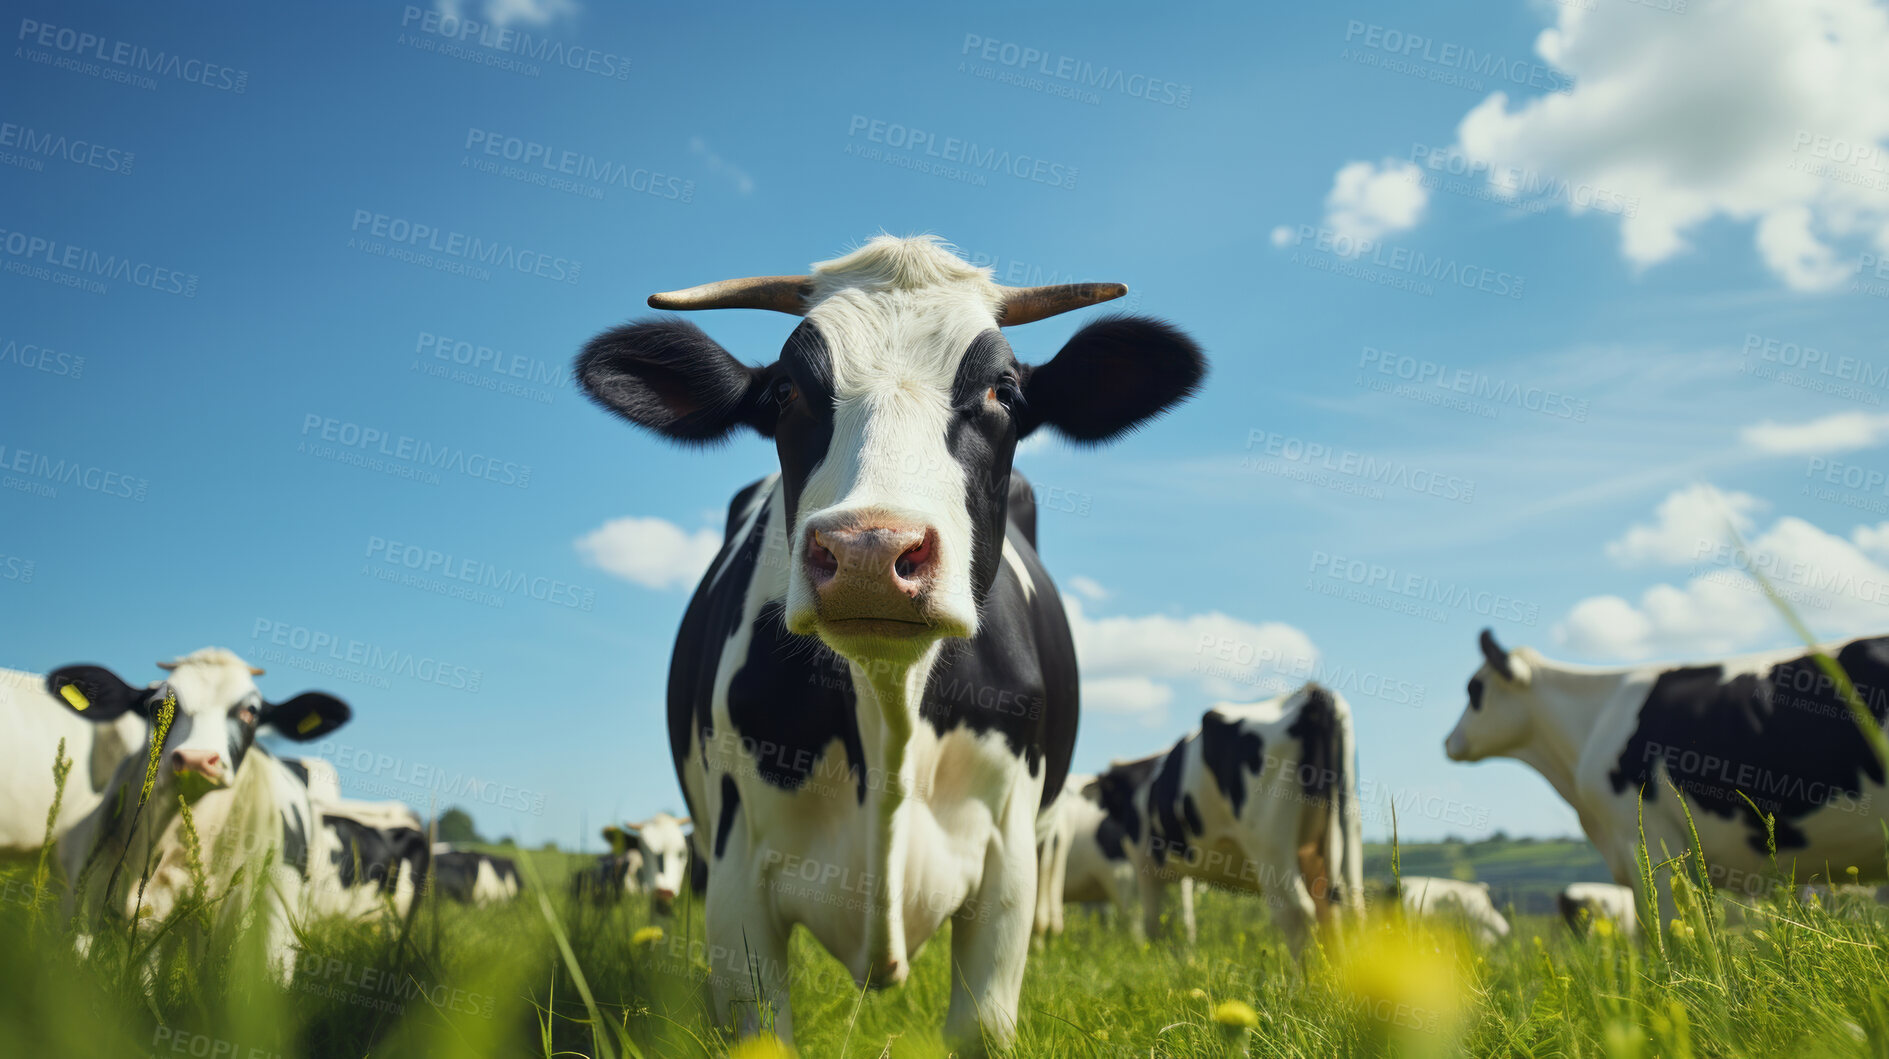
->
[1015,316,1207,443]
[714,774,741,860]
[575,318,775,443]
[323,816,426,893]
[1182,794,1203,835]
[431,851,511,903]
[1147,738,1192,866]
[281,759,310,785]
[941,332,1023,613]
[1200,710,1266,817]
[1467,677,1485,711]
[1607,638,1889,851]
[1096,815,1130,862]
[726,601,867,800]
[771,322,837,535]
[279,804,310,876]
[1097,755,1160,844]
[916,521,1072,801]
[1286,686,1340,801]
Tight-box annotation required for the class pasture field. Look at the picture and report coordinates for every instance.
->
[4,831,1888,1058]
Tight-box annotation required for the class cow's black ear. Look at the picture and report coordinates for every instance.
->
[1017,316,1206,442]
[46,665,153,721]
[262,692,351,741]
[576,318,774,444]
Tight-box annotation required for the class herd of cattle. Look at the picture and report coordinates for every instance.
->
[9,236,1889,1052]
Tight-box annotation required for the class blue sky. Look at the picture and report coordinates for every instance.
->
[7,0,1889,848]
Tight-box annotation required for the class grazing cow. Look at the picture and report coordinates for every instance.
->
[1395,876,1510,945]
[1559,882,1639,938]
[430,849,523,905]
[1446,629,1889,922]
[1094,684,1364,952]
[50,648,350,980]
[0,665,146,852]
[1033,774,1137,939]
[573,813,691,913]
[574,234,1205,1048]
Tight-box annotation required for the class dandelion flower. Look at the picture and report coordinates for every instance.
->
[632,925,664,947]
[1593,918,1615,939]
[1212,1000,1259,1029]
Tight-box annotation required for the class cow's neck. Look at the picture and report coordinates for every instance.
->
[847,640,944,977]
[1512,664,1627,804]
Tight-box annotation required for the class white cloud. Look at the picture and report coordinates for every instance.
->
[436,0,577,29]
[1065,575,1109,602]
[1081,677,1173,722]
[1443,0,1889,289]
[1855,521,1889,559]
[575,516,721,591]
[1557,485,1889,660]
[1603,483,1765,566]
[1741,411,1889,454]
[1322,159,1429,248]
[691,137,755,195]
[1062,596,1319,722]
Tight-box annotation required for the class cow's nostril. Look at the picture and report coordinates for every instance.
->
[808,533,840,578]
[895,534,934,580]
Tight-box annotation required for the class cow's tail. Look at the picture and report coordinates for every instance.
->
[1299,685,1364,925]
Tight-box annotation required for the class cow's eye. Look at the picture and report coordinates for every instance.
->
[772,378,797,407]
[989,377,1024,410]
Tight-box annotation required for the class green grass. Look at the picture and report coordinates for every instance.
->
[7,832,1889,1058]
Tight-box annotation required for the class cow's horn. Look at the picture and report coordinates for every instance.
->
[156,660,178,671]
[249,666,266,676]
[1478,628,1515,682]
[998,282,1128,326]
[647,275,812,315]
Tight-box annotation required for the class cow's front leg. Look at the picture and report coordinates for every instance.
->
[945,811,1036,1054]
[705,863,793,1040]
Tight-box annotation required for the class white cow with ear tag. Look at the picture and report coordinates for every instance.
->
[0,666,146,851]
[50,648,352,981]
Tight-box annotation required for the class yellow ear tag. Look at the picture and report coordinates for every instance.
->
[60,684,90,711]
[297,713,321,734]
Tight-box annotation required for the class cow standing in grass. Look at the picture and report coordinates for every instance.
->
[1095,684,1364,952]
[574,235,1204,1050]
[1034,773,1138,939]
[0,666,146,852]
[1446,629,1889,923]
[49,648,350,980]
[573,813,691,914]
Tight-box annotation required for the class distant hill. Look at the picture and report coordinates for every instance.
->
[1364,836,1611,916]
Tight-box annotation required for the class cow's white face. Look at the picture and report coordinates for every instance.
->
[48,648,350,796]
[1444,631,1537,762]
[606,813,690,911]
[576,235,1206,671]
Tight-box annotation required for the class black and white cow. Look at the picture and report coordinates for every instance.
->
[1033,773,1137,938]
[313,800,428,920]
[1,664,146,851]
[573,813,692,913]
[430,849,523,905]
[49,648,351,979]
[1447,629,1889,922]
[574,235,1205,1048]
[1095,684,1364,952]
